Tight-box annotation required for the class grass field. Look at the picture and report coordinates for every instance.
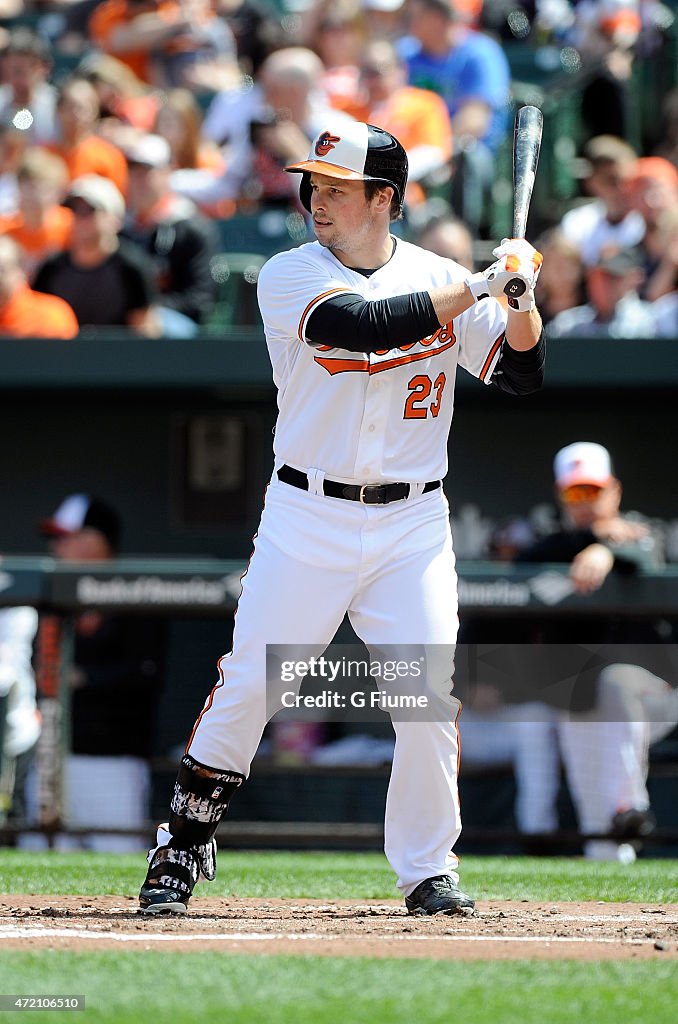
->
[1,953,676,1024]
[0,849,676,903]
[0,851,676,1024]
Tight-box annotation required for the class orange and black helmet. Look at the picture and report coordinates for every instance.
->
[286,122,408,217]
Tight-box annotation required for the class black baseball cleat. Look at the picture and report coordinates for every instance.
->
[405,875,475,917]
[138,885,189,916]
[137,822,217,917]
[611,808,657,839]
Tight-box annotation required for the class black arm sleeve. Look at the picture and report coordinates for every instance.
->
[491,331,545,395]
[305,290,441,353]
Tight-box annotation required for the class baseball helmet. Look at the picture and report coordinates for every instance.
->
[286,122,408,217]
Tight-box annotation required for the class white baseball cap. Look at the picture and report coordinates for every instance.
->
[362,0,404,10]
[39,494,122,550]
[65,174,125,219]
[553,442,613,489]
[125,134,171,169]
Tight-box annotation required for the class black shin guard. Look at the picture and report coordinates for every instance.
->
[168,754,244,850]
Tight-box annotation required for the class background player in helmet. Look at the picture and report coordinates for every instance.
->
[138,122,545,918]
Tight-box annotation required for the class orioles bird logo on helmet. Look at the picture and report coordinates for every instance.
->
[315,131,341,157]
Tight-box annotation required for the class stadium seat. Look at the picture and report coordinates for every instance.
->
[206,251,266,331]
[214,210,312,260]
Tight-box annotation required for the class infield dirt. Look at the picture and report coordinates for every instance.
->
[1,896,677,960]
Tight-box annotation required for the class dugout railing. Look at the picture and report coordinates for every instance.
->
[0,557,676,853]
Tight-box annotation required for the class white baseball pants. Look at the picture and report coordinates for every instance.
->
[559,663,678,836]
[187,475,462,895]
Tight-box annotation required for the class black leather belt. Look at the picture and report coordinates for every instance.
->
[277,465,441,505]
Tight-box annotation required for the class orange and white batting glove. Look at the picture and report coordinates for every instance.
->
[467,238,543,312]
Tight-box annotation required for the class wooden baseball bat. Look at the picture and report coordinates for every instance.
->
[512,104,543,240]
[500,105,543,305]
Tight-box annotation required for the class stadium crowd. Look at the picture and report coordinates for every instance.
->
[0,0,675,337]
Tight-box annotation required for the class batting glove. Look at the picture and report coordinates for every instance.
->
[467,238,543,312]
[491,238,543,265]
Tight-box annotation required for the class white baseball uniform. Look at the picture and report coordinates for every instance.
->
[186,237,507,894]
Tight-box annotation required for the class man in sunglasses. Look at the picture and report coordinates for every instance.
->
[34,174,156,334]
[520,441,653,593]
[514,442,678,861]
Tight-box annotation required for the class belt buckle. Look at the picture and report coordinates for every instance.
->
[359,484,390,505]
[359,484,385,505]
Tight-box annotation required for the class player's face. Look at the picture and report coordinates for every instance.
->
[558,480,621,528]
[49,528,112,561]
[309,172,388,264]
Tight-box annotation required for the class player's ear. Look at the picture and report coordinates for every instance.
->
[373,185,394,213]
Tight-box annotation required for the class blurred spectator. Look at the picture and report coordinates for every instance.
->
[0,149,72,281]
[173,47,354,212]
[533,228,586,324]
[34,175,156,334]
[651,284,678,339]
[362,0,407,41]
[548,246,656,338]
[122,134,218,336]
[303,0,365,117]
[78,53,162,135]
[571,0,641,139]
[0,1,22,20]
[0,235,78,338]
[559,135,644,266]
[89,0,239,91]
[167,0,241,94]
[45,0,111,55]
[655,87,678,171]
[39,494,166,851]
[630,157,678,301]
[220,0,292,76]
[49,77,129,196]
[0,29,57,146]
[398,0,510,233]
[349,39,453,205]
[414,211,474,270]
[0,121,27,215]
[0,606,40,832]
[153,88,224,172]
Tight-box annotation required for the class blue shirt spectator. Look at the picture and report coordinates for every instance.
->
[398,1,510,153]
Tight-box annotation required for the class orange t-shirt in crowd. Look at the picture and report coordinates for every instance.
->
[357,87,453,162]
[0,206,73,277]
[0,285,79,339]
[113,94,162,132]
[48,137,129,197]
[90,0,181,83]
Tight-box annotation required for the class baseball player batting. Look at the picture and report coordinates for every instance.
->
[138,121,545,917]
